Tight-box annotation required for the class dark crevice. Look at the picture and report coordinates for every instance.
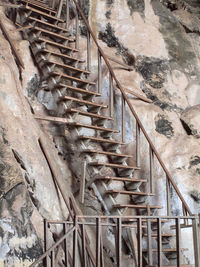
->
[180,119,192,135]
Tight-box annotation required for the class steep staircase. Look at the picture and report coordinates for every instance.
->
[10,0,199,266]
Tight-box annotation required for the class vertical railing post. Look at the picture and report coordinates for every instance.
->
[136,123,140,168]
[96,218,101,267]
[176,218,181,267]
[149,146,154,194]
[81,224,86,267]
[121,95,125,143]
[75,11,79,50]
[87,31,91,72]
[109,72,114,117]
[137,218,142,267]
[73,216,78,267]
[192,215,200,267]
[66,0,69,29]
[157,218,162,267]
[44,219,49,267]
[52,0,55,9]
[116,218,122,267]
[51,249,55,267]
[64,223,69,266]
[98,50,102,94]
[79,161,86,204]
[166,176,171,216]
[57,0,64,18]
[147,219,153,266]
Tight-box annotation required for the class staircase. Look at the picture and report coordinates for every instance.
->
[10,0,200,266]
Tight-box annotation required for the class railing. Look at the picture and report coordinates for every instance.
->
[52,0,192,217]
[30,215,200,267]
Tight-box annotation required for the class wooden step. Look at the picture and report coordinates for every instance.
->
[37,37,78,52]
[143,248,188,253]
[21,0,56,13]
[45,60,90,74]
[22,5,64,22]
[106,190,153,196]
[95,176,146,182]
[82,150,132,158]
[90,162,139,170]
[60,95,107,108]
[28,16,68,32]
[57,83,100,96]
[79,136,123,145]
[68,123,119,133]
[114,204,162,209]
[41,49,84,62]
[65,108,113,120]
[31,26,75,42]
[143,233,174,237]
[52,71,95,85]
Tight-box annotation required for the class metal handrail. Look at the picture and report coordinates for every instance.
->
[65,0,192,216]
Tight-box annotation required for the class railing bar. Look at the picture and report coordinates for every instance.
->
[137,218,142,267]
[51,249,55,267]
[96,218,101,267]
[98,50,102,94]
[116,218,122,267]
[157,218,162,267]
[64,223,69,266]
[66,0,69,29]
[52,0,55,9]
[30,227,75,267]
[166,176,171,216]
[56,0,64,18]
[193,216,200,267]
[136,122,140,168]
[87,31,91,72]
[176,218,181,267]
[79,161,86,204]
[73,216,78,267]
[100,232,104,267]
[81,224,87,267]
[75,11,79,50]
[149,146,153,194]
[109,72,114,117]
[44,219,49,267]
[71,0,192,216]
[121,95,125,143]
[147,219,153,265]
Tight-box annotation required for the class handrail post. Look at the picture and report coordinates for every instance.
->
[98,50,102,94]
[147,219,153,266]
[96,218,101,267]
[66,0,69,29]
[192,215,200,267]
[116,218,122,267]
[166,176,171,216]
[87,30,91,72]
[73,216,78,267]
[149,146,154,194]
[109,72,114,117]
[121,95,125,143]
[44,219,49,267]
[136,122,140,168]
[79,161,86,204]
[57,0,64,18]
[137,218,142,267]
[64,223,69,266]
[176,218,181,267]
[157,218,162,267]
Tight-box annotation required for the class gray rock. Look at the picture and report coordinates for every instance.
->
[181,104,200,138]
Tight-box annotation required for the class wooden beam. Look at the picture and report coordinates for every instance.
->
[105,54,134,71]
[123,87,152,103]
[34,114,68,123]
[0,18,24,69]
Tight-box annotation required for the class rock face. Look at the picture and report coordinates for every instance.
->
[0,0,200,265]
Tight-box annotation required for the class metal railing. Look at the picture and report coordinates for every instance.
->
[52,0,193,217]
[30,215,200,267]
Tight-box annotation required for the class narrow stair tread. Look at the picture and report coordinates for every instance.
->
[143,233,174,237]
[29,16,68,32]
[90,162,139,169]
[68,123,118,133]
[58,83,100,96]
[42,49,84,62]
[23,5,64,22]
[114,204,162,209]
[47,59,90,74]
[21,0,56,13]
[143,248,188,252]
[66,108,113,120]
[52,71,95,85]
[96,176,146,182]
[37,37,78,52]
[32,26,74,41]
[61,95,107,108]
[106,189,153,195]
[83,149,132,157]
[79,135,123,144]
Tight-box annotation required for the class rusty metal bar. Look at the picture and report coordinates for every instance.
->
[44,219,49,267]
[147,219,153,266]
[70,0,192,215]
[192,216,200,267]
[87,31,91,72]
[73,216,78,267]
[57,0,64,18]
[176,218,181,267]
[166,176,171,216]
[81,224,87,267]
[121,95,125,143]
[75,12,79,50]
[51,249,55,267]
[0,18,24,69]
[96,218,101,267]
[64,223,69,266]
[79,161,86,204]
[109,72,114,117]
[100,232,104,267]
[149,146,154,194]
[66,0,69,29]
[52,0,55,9]
[157,218,162,267]
[136,122,140,168]
[116,217,122,267]
[98,50,102,94]
[137,218,142,267]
